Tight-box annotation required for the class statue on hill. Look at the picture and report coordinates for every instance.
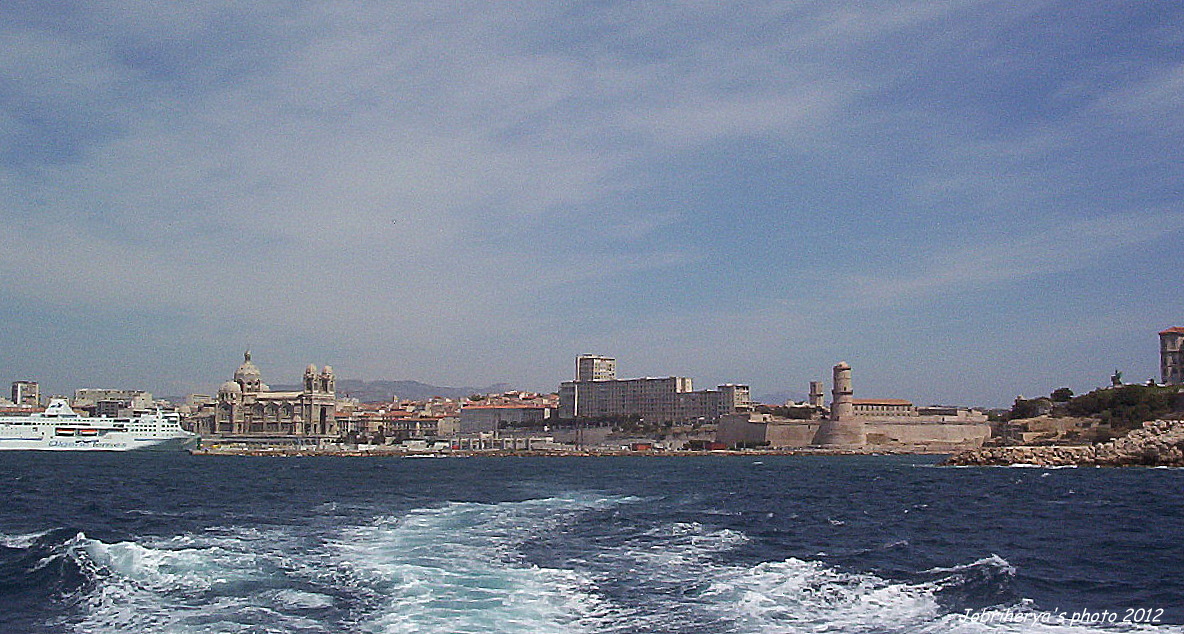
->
[1111,370,1123,387]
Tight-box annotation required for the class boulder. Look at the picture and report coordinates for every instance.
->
[942,420,1184,467]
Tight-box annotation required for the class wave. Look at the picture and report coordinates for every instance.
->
[8,494,1182,634]
[327,498,1181,634]
[21,527,345,634]
[700,554,1182,634]
[327,495,1175,634]
[0,528,96,601]
[330,493,631,633]
[0,529,51,550]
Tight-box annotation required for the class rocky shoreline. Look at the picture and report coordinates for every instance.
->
[943,419,1184,467]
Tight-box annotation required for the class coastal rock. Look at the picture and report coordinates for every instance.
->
[942,419,1184,467]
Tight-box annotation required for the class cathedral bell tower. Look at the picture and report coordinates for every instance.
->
[304,364,318,393]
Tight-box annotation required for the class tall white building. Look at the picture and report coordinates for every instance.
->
[717,384,753,412]
[576,355,617,382]
[10,381,39,407]
[1162,327,1184,385]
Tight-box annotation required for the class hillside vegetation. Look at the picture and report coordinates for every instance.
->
[1010,384,1182,432]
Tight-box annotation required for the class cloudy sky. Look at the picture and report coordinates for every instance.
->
[3,1,1182,406]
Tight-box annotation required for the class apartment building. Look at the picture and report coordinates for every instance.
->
[558,356,750,424]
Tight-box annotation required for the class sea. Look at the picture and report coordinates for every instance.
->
[0,453,1181,634]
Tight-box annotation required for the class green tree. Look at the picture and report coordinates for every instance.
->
[1050,387,1074,402]
[1009,396,1051,420]
[1065,385,1181,430]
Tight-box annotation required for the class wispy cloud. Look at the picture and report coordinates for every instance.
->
[1,1,1182,404]
[838,210,1184,307]
[1098,62,1184,133]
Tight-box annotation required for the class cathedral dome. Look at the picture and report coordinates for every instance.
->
[321,365,333,375]
[219,380,242,394]
[234,351,262,382]
[305,363,318,375]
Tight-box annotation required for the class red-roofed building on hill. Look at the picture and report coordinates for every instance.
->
[1161,327,1184,385]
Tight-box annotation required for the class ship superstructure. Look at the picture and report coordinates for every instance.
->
[0,399,199,451]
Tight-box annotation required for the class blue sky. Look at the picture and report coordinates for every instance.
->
[2,1,1182,407]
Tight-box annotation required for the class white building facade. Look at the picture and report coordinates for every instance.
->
[558,356,750,424]
[1162,327,1184,385]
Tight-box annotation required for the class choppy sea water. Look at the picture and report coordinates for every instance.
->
[0,453,1181,633]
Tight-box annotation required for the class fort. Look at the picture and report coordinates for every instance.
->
[717,362,990,452]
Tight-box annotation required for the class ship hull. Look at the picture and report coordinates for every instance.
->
[0,400,200,452]
[0,430,200,451]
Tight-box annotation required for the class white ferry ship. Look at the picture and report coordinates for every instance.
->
[0,399,199,451]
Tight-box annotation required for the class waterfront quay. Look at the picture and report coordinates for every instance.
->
[189,446,950,458]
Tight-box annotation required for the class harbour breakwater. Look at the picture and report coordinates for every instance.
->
[943,419,1184,467]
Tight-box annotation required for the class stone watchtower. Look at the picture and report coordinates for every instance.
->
[808,381,825,408]
[811,362,866,447]
[830,362,854,421]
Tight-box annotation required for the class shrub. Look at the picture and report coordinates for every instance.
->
[1050,387,1074,402]
[1008,397,1052,420]
[1066,385,1180,431]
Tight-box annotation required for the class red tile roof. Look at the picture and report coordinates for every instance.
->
[1160,327,1184,335]
[462,404,549,410]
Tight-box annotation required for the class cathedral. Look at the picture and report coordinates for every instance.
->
[192,352,337,437]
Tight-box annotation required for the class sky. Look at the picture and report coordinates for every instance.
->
[2,1,1182,407]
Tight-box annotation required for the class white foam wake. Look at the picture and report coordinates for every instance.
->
[42,495,1184,634]
[0,528,50,549]
[60,527,339,634]
[700,555,1180,634]
[331,494,628,634]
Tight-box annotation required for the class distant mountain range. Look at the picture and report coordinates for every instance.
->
[754,391,802,405]
[270,379,515,403]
